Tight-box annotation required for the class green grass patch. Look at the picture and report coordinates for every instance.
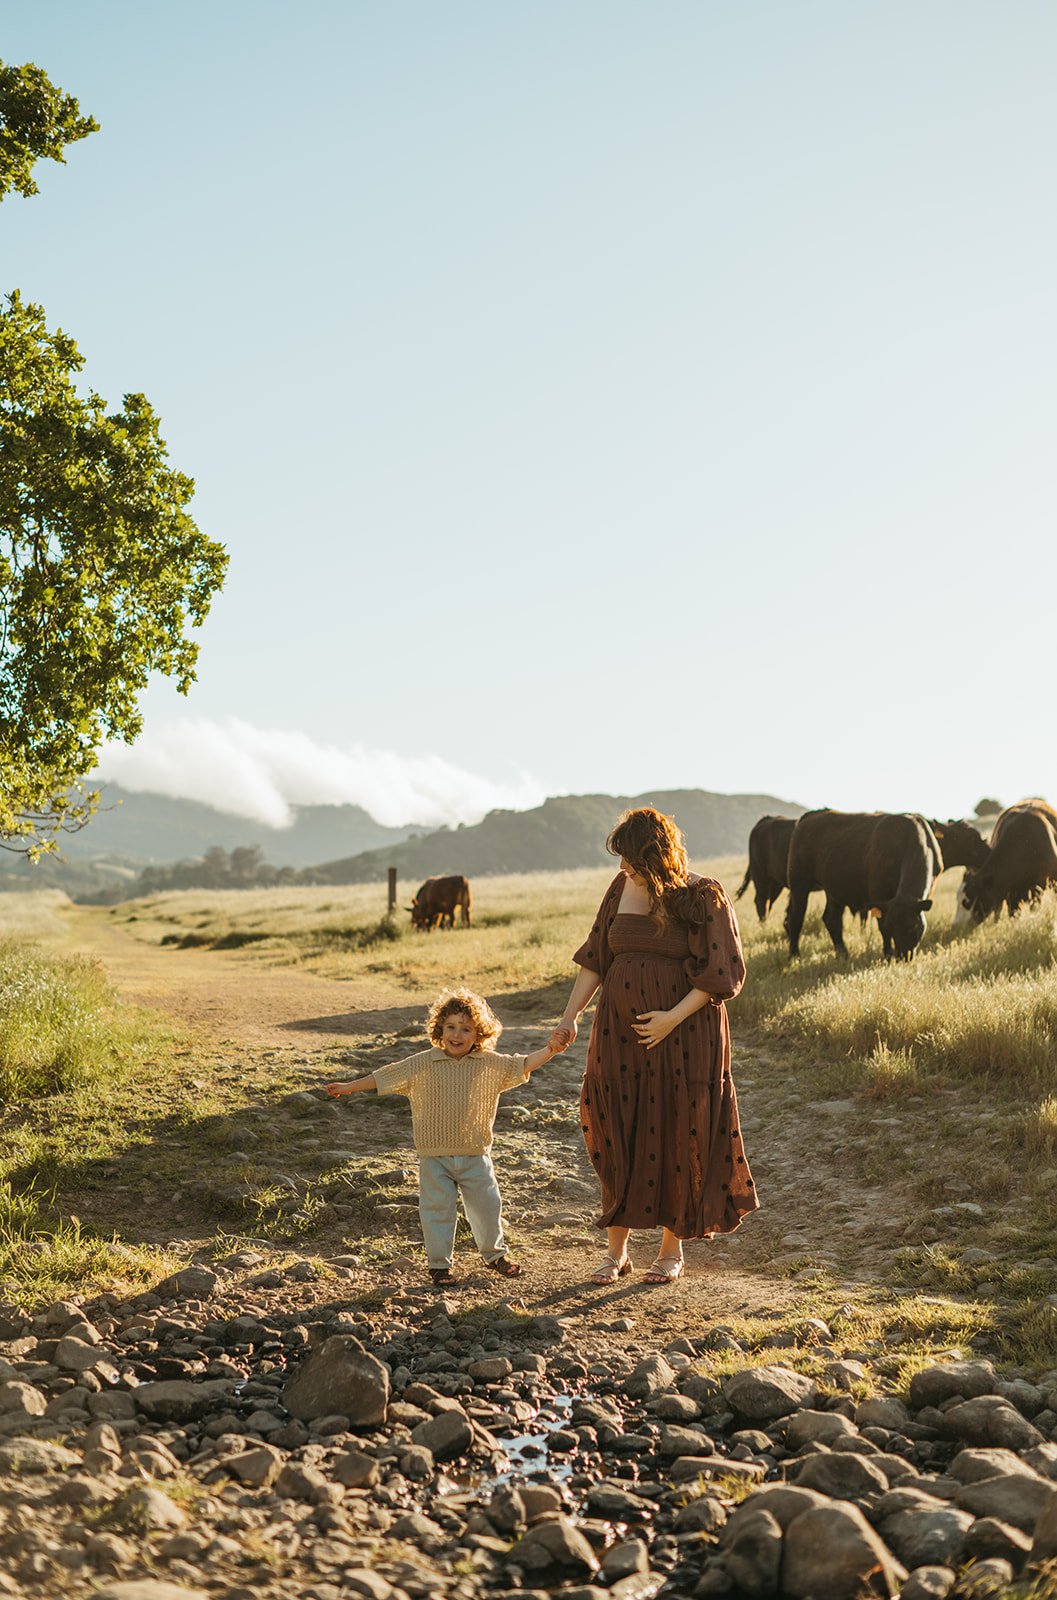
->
[0,940,147,1100]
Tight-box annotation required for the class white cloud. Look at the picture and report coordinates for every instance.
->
[96,717,545,829]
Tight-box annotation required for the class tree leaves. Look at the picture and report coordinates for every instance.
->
[0,60,98,201]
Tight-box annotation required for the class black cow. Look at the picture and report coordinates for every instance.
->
[960,802,1057,921]
[408,875,472,932]
[927,818,990,871]
[735,816,796,922]
[786,810,941,960]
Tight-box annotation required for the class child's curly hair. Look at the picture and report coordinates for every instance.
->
[426,987,502,1052]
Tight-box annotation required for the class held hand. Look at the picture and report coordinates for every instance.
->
[326,1082,352,1097]
[633,1010,677,1050]
[549,1019,577,1052]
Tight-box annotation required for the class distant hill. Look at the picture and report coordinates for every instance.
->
[312,789,806,885]
[20,786,417,868]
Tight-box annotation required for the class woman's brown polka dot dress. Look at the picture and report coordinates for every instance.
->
[574,873,759,1239]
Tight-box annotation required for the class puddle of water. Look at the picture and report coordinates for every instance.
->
[439,1393,582,1494]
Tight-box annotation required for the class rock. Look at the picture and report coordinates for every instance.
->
[669,1456,766,1484]
[55,1335,107,1372]
[954,1559,1014,1596]
[222,1443,283,1488]
[275,1462,329,1502]
[0,1438,80,1473]
[282,1336,389,1426]
[411,1407,472,1459]
[899,1568,955,1600]
[88,1391,137,1421]
[342,1575,394,1600]
[331,1447,379,1488]
[93,1586,210,1600]
[487,1485,527,1534]
[725,1366,817,1422]
[658,1423,712,1459]
[601,1539,649,1581]
[962,1517,1031,1563]
[390,1510,446,1552]
[153,1265,219,1301]
[956,1472,1052,1532]
[587,1482,658,1522]
[794,1451,890,1499]
[950,1447,1043,1484]
[112,1486,189,1531]
[877,1505,973,1568]
[941,1396,1044,1451]
[521,1483,565,1520]
[509,1514,600,1575]
[722,1508,782,1598]
[856,1396,912,1431]
[730,1485,830,1529]
[627,1355,676,1399]
[785,1410,859,1448]
[1028,1484,1057,1563]
[908,1362,997,1409]
[782,1502,907,1599]
[674,1496,728,1534]
[467,1356,513,1381]
[134,1379,231,1422]
[653,1393,700,1422]
[0,1380,45,1417]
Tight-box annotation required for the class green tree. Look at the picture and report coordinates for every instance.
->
[0,60,97,200]
[1,64,227,855]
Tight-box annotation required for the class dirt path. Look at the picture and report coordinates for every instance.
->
[47,904,916,1341]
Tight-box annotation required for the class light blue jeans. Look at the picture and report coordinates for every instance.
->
[418,1153,507,1270]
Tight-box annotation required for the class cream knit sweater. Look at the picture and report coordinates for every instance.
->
[373,1048,528,1156]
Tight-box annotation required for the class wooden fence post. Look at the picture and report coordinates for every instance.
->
[387,867,397,915]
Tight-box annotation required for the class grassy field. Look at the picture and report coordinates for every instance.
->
[2,854,1057,1377]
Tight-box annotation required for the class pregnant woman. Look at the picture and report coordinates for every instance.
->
[552,807,758,1283]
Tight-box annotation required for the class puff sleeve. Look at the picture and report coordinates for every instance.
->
[683,879,746,1002]
[572,873,623,980]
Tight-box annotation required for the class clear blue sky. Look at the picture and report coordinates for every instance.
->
[3,2,1055,825]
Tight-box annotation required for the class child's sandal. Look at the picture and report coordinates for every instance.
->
[486,1255,523,1278]
[429,1268,458,1286]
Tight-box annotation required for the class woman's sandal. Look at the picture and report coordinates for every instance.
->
[486,1255,523,1278]
[643,1255,684,1283]
[590,1253,633,1285]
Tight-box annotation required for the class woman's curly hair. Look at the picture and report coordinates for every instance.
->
[426,987,502,1052]
[607,806,712,931]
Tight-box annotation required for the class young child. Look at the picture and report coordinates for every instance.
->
[326,987,565,1286]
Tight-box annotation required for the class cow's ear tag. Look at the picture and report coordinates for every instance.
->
[869,907,883,919]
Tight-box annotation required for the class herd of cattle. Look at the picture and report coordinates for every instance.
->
[736,801,1057,960]
[404,801,1057,962]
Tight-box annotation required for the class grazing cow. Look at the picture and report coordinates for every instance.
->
[960,801,1057,922]
[735,816,797,922]
[407,875,472,932]
[786,810,941,960]
[927,818,990,872]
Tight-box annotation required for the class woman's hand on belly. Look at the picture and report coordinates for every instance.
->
[632,1010,679,1050]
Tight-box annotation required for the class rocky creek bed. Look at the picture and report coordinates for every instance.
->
[4,1258,1057,1599]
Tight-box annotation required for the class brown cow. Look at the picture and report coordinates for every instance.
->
[408,875,472,932]
[960,801,1057,921]
[927,818,990,871]
[786,810,941,960]
[735,816,796,922]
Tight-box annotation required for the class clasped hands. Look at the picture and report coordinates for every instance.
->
[549,1010,678,1053]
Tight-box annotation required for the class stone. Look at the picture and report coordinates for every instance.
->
[956,1472,1052,1532]
[411,1407,472,1459]
[1028,1484,1057,1563]
[877,1505,973,1568]
[856,1395,912,1431]
[962,1517,1031,1563]
[674,1496,728,1534]
[785,1410,859,1448]
[94,1586,210,1600]
[331,1447,379,1488]
[112,1486,189,1531]
[724,1366,817,1422]
[521,1483,565,1520]
[941,1396,1044,1451]
[0,1380,45,1417]
[658,1423,712,1459]
[88,1391,137,1421]
[223,1443,283,1488]
[153,1266,219,1301]
[794,1451,890,1499]
[275,1462,329,1502]
[341,1575,394,1600]
[282,1336,389,1426]
[587,1482,657,1522]
[722,1508,782,1598]
[0,1438,80,1473]
[950,1447,1043,1484]
[601,1539,649,1581]
[627,1355,676,1399]
[510,1515,600,1575]
[955,1559,1014,1596]
[134,1379,231,1422]
[55,1335,107,1372]
[782,1502,907,1599]
[487,1485,526,1534]
[908,1362,997,1409]
[729,1485,830,1529]
[899,1568,955,1600]
[653,1393,700,1422]
[467,1356,513,1381]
